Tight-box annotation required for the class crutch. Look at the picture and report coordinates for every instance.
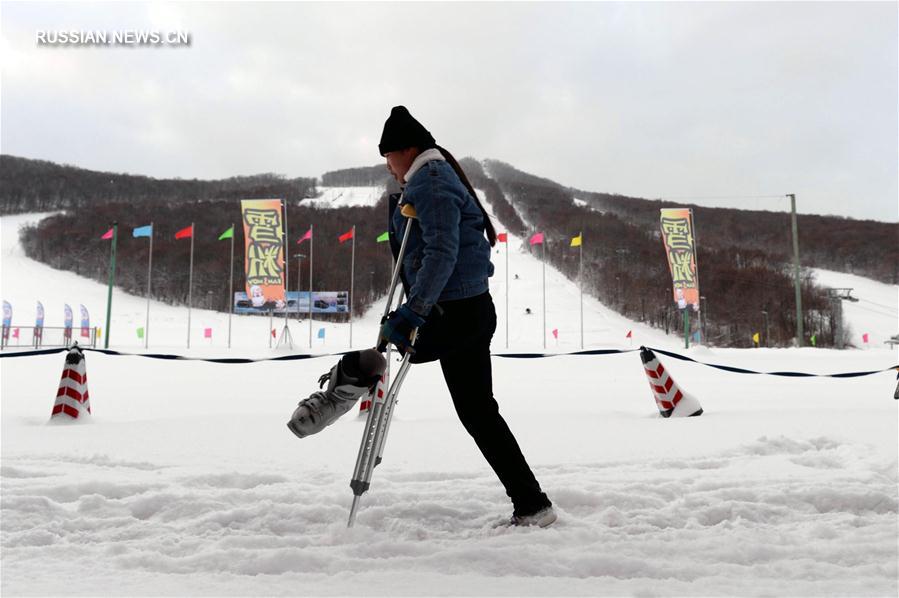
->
[347,203,418,528]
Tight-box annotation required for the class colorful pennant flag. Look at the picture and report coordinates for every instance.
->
[810,334,817,347]
[298,228,312,243]
[133,225,152,238]
[204,327,212,339]
[862,333,869,344]
[12,328,19,339]
[175,225,193,240]
[376,231,389,243]
[552,328,558,339]
[218,226,234,240]
[529,232,544,246]
[271,329,276,338]
[338,229,354,243]
[570,234,582,247]
[317,327,325,339]
[692,331,701,342]
[626,330,632,339]
[101,228,114,240]
[497,232,508,243]
[752,332,760,345]
[137,327,145,339]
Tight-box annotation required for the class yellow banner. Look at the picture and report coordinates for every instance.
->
[660,208,700,308]
[241,199,286,309]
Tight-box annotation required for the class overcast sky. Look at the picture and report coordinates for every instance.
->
[2,2,896,222]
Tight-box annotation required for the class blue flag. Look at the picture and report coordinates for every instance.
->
[133,224,152,238]
[317,327,325,339]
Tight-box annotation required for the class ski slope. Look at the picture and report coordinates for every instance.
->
[305,186,385,209]
[1,212,897,597]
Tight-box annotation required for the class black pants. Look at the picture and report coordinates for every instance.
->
[410,292,551,516]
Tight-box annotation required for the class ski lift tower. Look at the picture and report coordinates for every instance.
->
[827,288,858,349]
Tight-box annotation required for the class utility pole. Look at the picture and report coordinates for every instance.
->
[788,193,803,346]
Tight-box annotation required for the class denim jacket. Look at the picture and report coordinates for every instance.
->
[388,159,494,317]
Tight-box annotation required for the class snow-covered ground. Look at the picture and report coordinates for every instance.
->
[305,186,385,209]
[1,212,897,596]
[810,267,898,347]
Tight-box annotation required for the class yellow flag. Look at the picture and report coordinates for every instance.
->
[570,234,582,247]
[752,332,760,345]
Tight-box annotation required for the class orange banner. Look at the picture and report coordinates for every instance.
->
[660,208,700,309]
[241,199,286,310]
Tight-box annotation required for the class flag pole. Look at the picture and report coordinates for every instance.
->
[228,223,234,349]
[309,224,314,348]
[104,222,118,349]
[276,199,294,349]
[505,233,509,349]
[579,230,583,350]
[542,239,546,349]
[187,222,194,349]
[283,200,289,334]
[349,225,355,348]
[145,222,153,349]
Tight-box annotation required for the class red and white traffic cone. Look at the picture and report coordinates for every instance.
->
[49,343,92,422]
[359,373,387,416]
[639,347,703,418]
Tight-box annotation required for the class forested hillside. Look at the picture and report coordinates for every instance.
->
[0,155,318,214]
[479,159,844,347]
[4,153,893,346]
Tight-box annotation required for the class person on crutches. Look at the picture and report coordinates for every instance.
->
[375,106,555,527]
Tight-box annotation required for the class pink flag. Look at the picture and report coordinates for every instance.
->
[271,329,276,338]
[12,328,19,339]
[552,328,558,339]
[101,228,114,240]
[626,330,632,338]
[204,327,212,339]
[298,228,312,244]
[862,333,869,343]
[529,232,544,246]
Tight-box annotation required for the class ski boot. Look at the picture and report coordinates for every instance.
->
[287,349,387,439]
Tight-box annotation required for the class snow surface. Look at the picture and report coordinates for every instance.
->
[305,186,385,209]
[1,211,897,596]
[810,267,898,347]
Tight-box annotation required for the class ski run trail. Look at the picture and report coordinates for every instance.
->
[1,203,897,597]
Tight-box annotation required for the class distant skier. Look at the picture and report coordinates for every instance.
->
[376,106,555,527]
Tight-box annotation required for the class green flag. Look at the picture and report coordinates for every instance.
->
[810,334,817,347]
[218,226,234,240]
[376,231,389,243]
[137,327,145,339]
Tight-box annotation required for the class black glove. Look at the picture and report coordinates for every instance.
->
[377,304,425,354]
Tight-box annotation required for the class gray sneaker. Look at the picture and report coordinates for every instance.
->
[287,349,386,439]
[510,506,557,528]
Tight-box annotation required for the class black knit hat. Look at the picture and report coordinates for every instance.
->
[378,106,436,156]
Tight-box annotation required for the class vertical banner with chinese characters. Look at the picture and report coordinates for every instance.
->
[241,199,286,309]
[660,208,700,309]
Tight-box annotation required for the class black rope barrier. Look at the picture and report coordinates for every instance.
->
[1,344,895,379]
